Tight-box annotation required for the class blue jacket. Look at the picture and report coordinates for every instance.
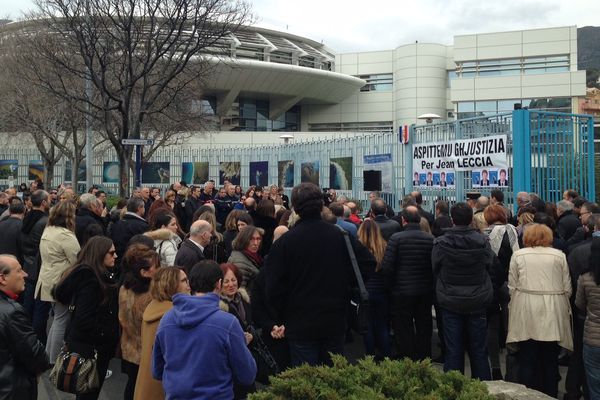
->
[152,293,256,400]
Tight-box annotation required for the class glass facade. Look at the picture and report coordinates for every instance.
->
[457,98,572,119]
[358,74,393,92]
[308,121,393,133]
[225,98,300,132]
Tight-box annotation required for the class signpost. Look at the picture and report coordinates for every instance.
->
[121,138,155,188]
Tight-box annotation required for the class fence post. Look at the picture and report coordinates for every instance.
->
[404,125,415,193]
[512,109,532,209]
[588,116,596,202]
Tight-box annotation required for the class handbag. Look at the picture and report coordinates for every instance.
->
[339,228,370,335]
[49,296,100,394]
[247,326,279,384]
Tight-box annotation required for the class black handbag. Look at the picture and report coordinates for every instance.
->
[49,296,100,394]
[340,229,370,335]
[247,325,279,384]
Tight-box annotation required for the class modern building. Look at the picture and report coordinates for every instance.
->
[193,25,587,145]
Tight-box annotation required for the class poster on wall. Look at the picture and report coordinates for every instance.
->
[102,162,120,183]
[278,160,294,188]
[249,161,268,187]
[219,162,241,185]
[329,157,353,190]
[64,160,87,183]
[363,153,393,192]
[300,161,320,185]
[142,162,170,184]
[182,162,209,185]
[28,161,44,181]
[412,134,507,189]
[0,160,18,180]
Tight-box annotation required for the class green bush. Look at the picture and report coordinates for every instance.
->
[249,355,493,400]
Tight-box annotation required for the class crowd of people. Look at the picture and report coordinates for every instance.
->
[0,179,600,399]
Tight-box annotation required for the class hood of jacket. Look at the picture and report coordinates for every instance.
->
[143,299,173,324]
[171,292,221,328]
[435,226,489,263]
[145,228,178,241]
[21,209,47,234]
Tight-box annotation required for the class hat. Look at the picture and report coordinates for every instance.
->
[466,191,481,200]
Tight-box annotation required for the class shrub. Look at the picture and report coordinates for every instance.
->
[249,355,493,400]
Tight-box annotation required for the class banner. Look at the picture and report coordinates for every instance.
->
[219,162,240,185]
[103,162,120,183]
[329,157,352,190]
[300,161,320,185]
[0,160,18,180]
[249,161,268,187]
[278,161,294,188]
[364,153,392,192]
[412,135,508,188]
[142,162,170,184]
[182,162,209,185]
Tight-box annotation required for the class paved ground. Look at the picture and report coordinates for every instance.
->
[38,325,569,399]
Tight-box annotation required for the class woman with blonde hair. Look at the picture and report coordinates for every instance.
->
[357,219,390,359]
[196,210,227,263]
[507,223,572,397]
[36,201,81,358]
[134,267,190,400]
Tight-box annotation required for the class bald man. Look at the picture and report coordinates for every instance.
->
[0,255,49,399]
[174,220,213,273]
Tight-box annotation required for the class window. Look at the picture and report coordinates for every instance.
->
[456,98,572,119]
[233,98,299,132]
[308,121,393,133]
[357,74,393,92]
[455,55,569,78]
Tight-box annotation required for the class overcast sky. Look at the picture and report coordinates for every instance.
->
[2,0,599,52]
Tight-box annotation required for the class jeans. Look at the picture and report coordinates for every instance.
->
[363,289,391,359]
[390,293,432,361]
[518,340,560,397]
[584,343,600,400]
[441,308,491,380]
[288,335,345,367]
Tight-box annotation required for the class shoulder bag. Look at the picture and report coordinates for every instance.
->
[339,228,370,335]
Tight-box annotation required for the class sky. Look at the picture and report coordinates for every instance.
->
[2,0,599,52]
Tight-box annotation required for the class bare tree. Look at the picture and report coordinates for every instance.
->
[22,0,251,196]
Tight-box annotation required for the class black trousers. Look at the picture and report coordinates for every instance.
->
[565,315,589,399]
[518,340,560,398]
[390,293,433,361]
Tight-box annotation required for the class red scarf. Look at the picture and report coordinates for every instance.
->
[2,290,19,300]
[242,249,263,267]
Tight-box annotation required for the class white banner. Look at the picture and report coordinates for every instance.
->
[412,135,509,188]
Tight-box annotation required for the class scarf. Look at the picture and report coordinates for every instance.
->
[486,224,519,256]
[243,249,263,267]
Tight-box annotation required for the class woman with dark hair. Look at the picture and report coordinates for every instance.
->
[576,237,600,398]
[254,199,277,256]
[357,218,390,360]
[507,223,572,397]
[145,212,182,267]
[37,201,81,354]
[223,210,247,256]
[483,204,520,381]
[236,213,253,231]
[277,209,292,227]
[119,244,159,400]
[147,199,173,230]
[53,236,119,400]
[134,267,190,400]
[228,226,264,292]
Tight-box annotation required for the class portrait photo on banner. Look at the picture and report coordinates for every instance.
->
[219,161,241,185]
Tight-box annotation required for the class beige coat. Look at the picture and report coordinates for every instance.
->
[35,226,80,302]
[507,247,573,350]
[134,300,172,400]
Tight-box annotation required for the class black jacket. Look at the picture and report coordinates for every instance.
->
[264,217,376,340]
[418,206,435,228]
[20,210,48,282]
[432,226,494,314]
[568,240,593,301]
[54,266,119,355]
[174,239,206,273]
[432,213,453,237]
[0,217,23,263]
[373,215,401,241]
[0,291,49,400]
[381,224,434,296]
[253,214,277,257]
[557,211,581,242]
[110,213,149,260]
[75,208,107,245]
[183,196,202,232]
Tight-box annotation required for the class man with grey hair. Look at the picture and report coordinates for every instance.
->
[75,193,107,244]
[0,255,49,400]
[472,196,489,233]
[175,220,212,273]
[557,200,580,242]
[110,196,149,261]
[516,192,531,209]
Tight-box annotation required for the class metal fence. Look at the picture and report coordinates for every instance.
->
[0,109,594,212]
